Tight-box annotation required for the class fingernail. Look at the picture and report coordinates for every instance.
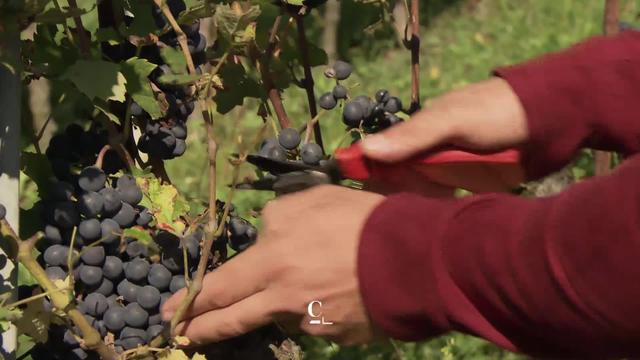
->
[361,135,393,154]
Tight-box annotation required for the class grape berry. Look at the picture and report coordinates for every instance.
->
[320,61,406,134]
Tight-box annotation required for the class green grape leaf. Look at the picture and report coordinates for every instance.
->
[34,6,88,24]
[94,101,121,125]
[178,1,216,24]
[14,298,51,344]
[214,62,262,114]
[30,24,80,76]
[122,227,155,248]
[62,59,127,102]
[0,307,22,332]
[120,57,163,119]
[18,263,39,286]
[21,152,52,195]
[95,27,121,45]
[138,177,189,234]
[123,1,158,36]
[48,79,94,128]
[160,46,187,75]
[280,37,328,67]
[19,205,44,241]
[214,3,261,42]
[158,73,202,86]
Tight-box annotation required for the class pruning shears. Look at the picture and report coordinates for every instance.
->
[236,142,524,195]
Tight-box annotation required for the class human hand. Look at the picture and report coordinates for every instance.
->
[361,77,529,162]
[161,185,386,346]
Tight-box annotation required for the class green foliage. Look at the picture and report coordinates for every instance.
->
[138,177,190,234]
[62,59,127,103]
[121,57,163,118]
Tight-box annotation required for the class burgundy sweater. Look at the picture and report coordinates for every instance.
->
[358,31,640,358]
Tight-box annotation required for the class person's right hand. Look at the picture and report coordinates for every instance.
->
[360,77,529,163]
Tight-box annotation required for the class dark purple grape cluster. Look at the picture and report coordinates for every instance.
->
[27,132,258,357]
[45,123,125,180]
[102,0,205,160]
[320,61,405,134]
[135,0,206,160]
[258,128,325,167]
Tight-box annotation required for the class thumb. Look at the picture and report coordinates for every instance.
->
[360,111,452,162]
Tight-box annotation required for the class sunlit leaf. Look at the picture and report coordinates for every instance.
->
[120,57,163,119]
[62,60,127,102]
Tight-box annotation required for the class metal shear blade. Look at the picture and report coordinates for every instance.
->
[246,154,318,174]
[233,170,332,195]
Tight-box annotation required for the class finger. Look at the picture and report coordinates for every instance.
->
[161,246,269,321]
[359,109,453,163]
[174,291,276,345]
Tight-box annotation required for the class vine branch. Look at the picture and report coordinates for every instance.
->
[595,0,619,176]
[255,15,292,129]
[407,0,421,113]
[153,0,197,75]
[295,14,324,150]
[0,220,118,360]
[150,1,226,346]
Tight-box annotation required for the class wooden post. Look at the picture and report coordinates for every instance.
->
[0,19,22,360]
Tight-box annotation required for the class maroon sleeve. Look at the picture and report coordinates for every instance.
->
[358,32,640,358]
[495,31,640,179]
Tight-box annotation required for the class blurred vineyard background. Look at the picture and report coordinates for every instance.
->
[18,0,640,358]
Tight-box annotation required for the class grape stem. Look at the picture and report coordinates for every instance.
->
[0,219,118,360]
[406,0,421,114]
[152,0,196,75]
[94,144,112,169]
[595,0,619,176]
[295,14,324,150]
[302,109,326,144]
[33,115,53,154]
[2,286,71,310]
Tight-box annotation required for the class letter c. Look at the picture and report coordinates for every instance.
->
[307,301,322,317]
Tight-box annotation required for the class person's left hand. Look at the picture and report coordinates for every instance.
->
[161,185,386,346]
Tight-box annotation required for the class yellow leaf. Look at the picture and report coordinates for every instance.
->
[156,348,190,360]
[430,66,440,80]
[174,335,191,347]
[474,32,486,44]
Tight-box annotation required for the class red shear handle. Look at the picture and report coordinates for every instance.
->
[334,144,524,193]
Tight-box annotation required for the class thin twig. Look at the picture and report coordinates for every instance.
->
[595,0,619,176]
[295,15,324,149]
[302,109,326,144]
[256,15,291,129]
[0,219,118,360]
[153,0,196,74]
[407,0,421,113]
[33,115,53,154]
[3,287,71,309]
[95,144,112,169]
